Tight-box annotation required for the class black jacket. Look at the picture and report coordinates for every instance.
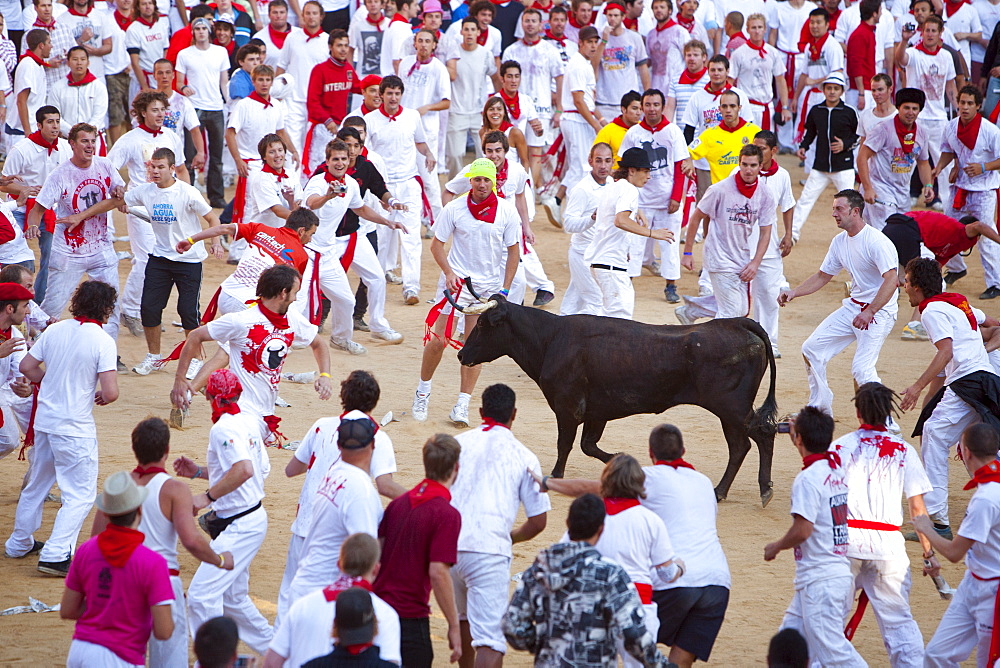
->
[799,99,859,173]
[338,155,388,236]
[302,645,396,667]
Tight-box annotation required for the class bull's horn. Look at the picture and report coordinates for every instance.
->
[463,278,488,303]
[463,299,498,314]
[443,289,465,312]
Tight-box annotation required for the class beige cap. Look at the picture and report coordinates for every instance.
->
[96,471,149,517]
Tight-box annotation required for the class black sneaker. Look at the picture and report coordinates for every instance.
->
[533,290,555,307]
[38,557,71,577]
[944,269,967,285]
[981,286,1000,300]
[5,540,44,558]
[353,317,370,332]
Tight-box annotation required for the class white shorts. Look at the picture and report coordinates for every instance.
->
[67,639,144,668]
[451,551,511,654]
[435,273,502,317]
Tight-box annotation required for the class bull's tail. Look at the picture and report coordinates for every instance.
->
[743,319,777,440]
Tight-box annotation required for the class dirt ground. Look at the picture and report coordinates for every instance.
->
[0,155,987,666]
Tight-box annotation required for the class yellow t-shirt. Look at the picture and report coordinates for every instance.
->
[688,120,763,184]
[593,118,631,166]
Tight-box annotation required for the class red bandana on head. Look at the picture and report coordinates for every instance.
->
[964,459,1000,490]
[919,292,978,330]
[802,451,841,469]
[467,191,499,223]
[67,70,97,86]
[499,89,521,120]
[894,116,917,154]
[957,113,982,151]
[206,368,242,423]
[268,23,290,48]
[604,497,641,515]
[679,66,707,84]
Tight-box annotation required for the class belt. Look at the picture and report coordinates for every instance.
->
[168,568,180,576]
[634,582,653,605]
[591,263,626,272]
[847,519,900,531]
[217,501,262,523]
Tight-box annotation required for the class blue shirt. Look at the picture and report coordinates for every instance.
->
[229,69,253,100]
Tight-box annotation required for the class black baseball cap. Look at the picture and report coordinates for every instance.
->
[619,147,652,170]
[336,588,376,646]
[338,417,376,449]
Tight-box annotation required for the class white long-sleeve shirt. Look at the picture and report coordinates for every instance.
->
[48,76,109,134]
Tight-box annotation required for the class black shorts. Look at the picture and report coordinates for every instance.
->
[882,214,922,269]
[140,254,202,329]
[653,585,729,662]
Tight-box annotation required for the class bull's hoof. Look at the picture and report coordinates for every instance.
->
[714,488,726,502]
[761,488,774,508]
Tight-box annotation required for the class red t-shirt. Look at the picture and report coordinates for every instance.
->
[166,25,194,65]
[373,488,461,619]
[235,221,310,274]
[908,210,978,265]
[846,22,876,90]
[306,58,357,126]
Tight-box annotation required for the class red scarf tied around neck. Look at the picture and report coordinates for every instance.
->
[324,168,347,197]
[544,29,566,46]
[956,113,982,151]
[945,0,971,17]
[744,39,767,58]
[262,163,288,181]
[67,71,97,87]
[760,159,779,177]
[19,50,48,68]
[734,173,758,199]
[482,417,509,430]
[248,91,272,108]
[268,23,290,48]
[894,116,917,154]
[802,451,841,470]
[640,116,669,133]
[679,67,707,85]
[407,478,452,507]
[919,293,978,330]
[676,13,694,31]
[27,131,59,155]
[499,89,521,120]
[704,81,732,99]
[604,497,641,515]
[798,30,829,62]
[656,458,695,470]
[467,191,499,223]
[97,525,145,567]
[964,459,1000,490]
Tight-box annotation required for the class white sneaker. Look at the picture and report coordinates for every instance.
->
[372,329,404,344]
[449,402,470,427]
[275,396,292,407]
[132,353,163,376]
[122,313,144,337]
[385,271,403,285]
[116,251,132,261]
[185,358,203,380]
[403,290,419,305]
[674,305,697,325]
[330,336,367,355]
[281,371,317,384]
[412,391,430,422]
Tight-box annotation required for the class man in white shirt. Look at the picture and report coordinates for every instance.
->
[793,8,845,146]
[382,0,420,76]
[4,280,118,576]
[347,0,388,76]
[6,29,50,142]
[102,0,133,144]
[48,47,108,146]
[943,0,983,79]
[450,384,550,667]
[445,17,498,177]
[779,189,899,416]
[729,13,791,132]
[765,407,865,667]
[0,283,34,461]
[559,26,606,200]
[253,0,298,69]
[150,58,206,176]
[768,0,812,150]
[561,142,612,315]
[595,2,651,122]
[176,17,231,208]
[275,0,329,154]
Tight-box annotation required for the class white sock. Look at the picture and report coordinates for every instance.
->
[457,392,471,406]
[417,379,432,395]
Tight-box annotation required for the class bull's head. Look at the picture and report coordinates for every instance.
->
[455,293,511,367]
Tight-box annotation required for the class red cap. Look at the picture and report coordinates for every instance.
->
[604,2,626,13]
[0,283,34,301]
[358,74,382,91]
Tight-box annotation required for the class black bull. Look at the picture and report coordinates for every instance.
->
[456,297,779,507]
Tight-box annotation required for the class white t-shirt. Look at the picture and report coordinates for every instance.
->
[595,29,648,107]
[381,19,419,76]
[450,424,551,557]
[253,25,301,68]
[697,174,776,273]
[562,173,609,251]
[862,118,930,210]
[959,481,1000,578]
[790,459,851,588]
[60,9,107,77]
[36,157,125,258]
[433,194,521,290]
[447,45,497,115]
[0,204,35,265]
[160,91,200,145]
[398,56,451,128]
[941,117,1000,191]
[365,107,428,183]
[1,136,71,200]
[292,460,383,598]
[277,30,329,101]
[642,464,731,590]
[8,58,46,133]
[857,107,896,140]
[207,411,270,517]
[819,224,899,313]
[272,586,401,666]
[290,410,397,537]
[245,168,302,228]
[107,125,185,188]
[124,18,169,76]
[729,42,786,104]
[347,15,388,75]
[667,70,710,127]
[0,325,27,406]
[302,173,364,250]
[102,10,130,75]
[501,39,564,114]
[680,86,755,137]
[561,51,597,114]
[903,48,956,123]
[619,121,689,207]
[583,177,640,268]
[227,95,287,160]
[972,0,1000,62]
[921,301,994,384]
[175,44,229,112]
[49,76,109,134]
[768,0,814,53]
[943,2,983,69]
[591,504,673,586]
[833,428,932,560]
[124,180,211,262]
[29,319,116,435]
[793,37,845,95]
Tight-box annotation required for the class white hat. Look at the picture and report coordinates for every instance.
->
[270,73,294,100]
[96,471,148,517]
[823,73,846,89]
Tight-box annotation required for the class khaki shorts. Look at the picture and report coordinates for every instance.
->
[105,71,131,126]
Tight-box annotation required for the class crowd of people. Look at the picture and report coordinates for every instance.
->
[6,0,1000,663]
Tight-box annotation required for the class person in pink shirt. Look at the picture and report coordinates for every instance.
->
[61,471,175,668]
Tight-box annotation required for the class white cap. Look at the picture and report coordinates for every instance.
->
[823,72,846,88]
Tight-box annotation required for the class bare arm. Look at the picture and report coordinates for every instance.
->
[96,369,118,405]
[528,470,600,497]
[901,338,953,411]
[511,512,546,544]
[503,242,519,291]
[16,89,30,134]
[151,604,174,641]
[763,515,814,560]
[430,562,462,663]
[778,270,835,304]
[59,588,85,620]
[913,513,976,562]
[375,474,406,499]
[970,221,1000,246]
[19,353,43,383]
[131,52,150,90]
[170,479,234,568]
[285,457,308,477]
[308,335,333,400]
[573,90,603,132]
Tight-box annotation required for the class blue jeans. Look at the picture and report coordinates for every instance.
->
[13,209,50,301]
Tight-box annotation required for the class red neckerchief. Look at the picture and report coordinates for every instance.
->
[360,146,369,157]
[135,15,157,28]
[361,102,378,115]
[495,159,510,195]
[139,123,162,137]
[679,66,707,84]
[656,17,678,33]
[75,316,102,325]
[407,478,452,507]
[67,70,97,86]
[964,459,1000,490]
[894,116,917,155]
[623,16,638,30]
[345,644,375,655]
[499,89,521,120]
[390,11,410,24]
[802,451,841,470]
[217,39,235,55]
[604,497,641,515]
[956,113,982,151]
[67,4,91,16]
[656,458,695,470]
[945,0,970,17]
[323,168,347,196]
[467,191,499,223]
[568,13,590,29]
[734,172,758,199]
[27,132,58,155]
[915,40,941,55]
[365,13,385,30]
[211,397,241,423]
[521,36,540,46]
[498,120,513,131]
[860,423,888,432]
[322,575,373,602]
[745,39,767,58]
[97,525,145,568]
[828,8,841,30]
[639,116,669,132]
[476,28,489,46]
[530,0,553,10]
[262,162,287,181]
[303,26,324,40]
[378,103,403,121]
[133,465,167,475]
[919,292,978,330]
[113,10,132,30]
[19,51,48,68]
[257,301,290,329]
[704,81,732,99]
[611,116,630,129]
[248,90,272,108]
[676,13,694,31]
[482,416,509,430]
[0,328,11,342]
[33,17,56,29]
[268,23,290,48]
[717,118,747,133]
[760,160,778,177]
[407,56,433,76]
[798,30,829,62]
[544,29,566,46]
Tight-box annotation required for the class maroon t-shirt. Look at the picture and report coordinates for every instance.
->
[373,484,461,619]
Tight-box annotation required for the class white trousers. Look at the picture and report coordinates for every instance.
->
[643,208,682,280]
[791,170,856,242]
[41,248,122,340]
[314,247,354,341]
[850,556,925,668]
[0,405,20,460]
[560,117,597,191]
[275,532,305,628]
[149,575,188,668]
[5,431,98,562]
[945,188,1000,289]
[121,214,155,318]
[922,119,949,201]
[924,571,999,668]
[305,122,335,176]
[921,387,981,526]
[561,246,602,315]
[446,112,482,178]
[520,243,555,294]
[416,126,443,223]
[285,99,308,164]
[187,506,273,655]
[751,253,784,352]
[592,267,634,319]
[801,300,896,415]
[390,178,423,294]
[376,223,400,273]
[619,602,660,668]
[708,271,750,318]
[330,233,393,341]
[67,639,143,668]
[780,575,868,668]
